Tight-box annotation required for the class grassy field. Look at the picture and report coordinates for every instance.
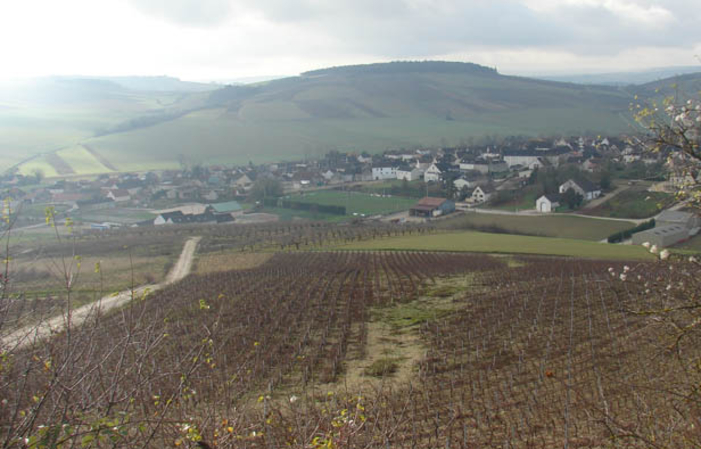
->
[55,146,113,175]
[439,212,636,241]
[71,207,156,225]
[489,190,540,212]
[194,252,273,274]
[585,187,674,219]
[334,230,654,260]
[283,190,418,216]
[260,206,346,222]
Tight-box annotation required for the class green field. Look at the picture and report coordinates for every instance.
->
[439,212,636,241]
[334,231,654,260]
[71,207,156,225]
[489,190,540,212]
[283,190,418,216]
[260,206,347,222]
[585,187,674,219]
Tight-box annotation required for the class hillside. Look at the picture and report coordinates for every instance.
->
[0,77,208,173]
[8,61,640,175]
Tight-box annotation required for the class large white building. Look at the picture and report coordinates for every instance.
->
[371,166,397,180]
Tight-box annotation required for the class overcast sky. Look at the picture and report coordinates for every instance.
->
[1,0,699,81]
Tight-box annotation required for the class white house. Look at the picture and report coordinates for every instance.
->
[396,166,422,181]
[471,185,495,203]
[424,162,454,183]
[558,179,601,201]
[536,194,561,213]
[107,189,130,203]
[453,177,475,191]
[372,166,397,180]
[459,159,490,174]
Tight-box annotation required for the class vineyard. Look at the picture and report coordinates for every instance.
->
[1,247,700,448]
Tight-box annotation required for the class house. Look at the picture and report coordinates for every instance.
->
[470,185,495,203]
[453,177,476,192]
[154,211,186,225]
[536,194,561,213]
[558,179,601,201]
[232,173,254,190]
[459,159,490,174]
[396,165,422,181]
[424,162,454,182]
[107,189,131,203]
[372,165,397,180]
[409,197,455,217]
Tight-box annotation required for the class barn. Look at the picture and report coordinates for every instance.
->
[631,225,689,248]
[409,197,455,218]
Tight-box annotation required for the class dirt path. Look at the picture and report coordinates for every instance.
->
[1,237,201,350]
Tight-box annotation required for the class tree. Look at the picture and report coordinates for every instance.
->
[599,169,612,190]
[561,188,583,210]
[248,177,283,202]
[32,168,44,184]
[634,89,701,207]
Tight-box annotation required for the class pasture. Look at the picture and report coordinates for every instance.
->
[585,186,674,218]
[283,190,417,216]
[439,212,636,241]
[334,230,654,260]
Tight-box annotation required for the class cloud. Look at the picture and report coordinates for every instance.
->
[128,0,233,27]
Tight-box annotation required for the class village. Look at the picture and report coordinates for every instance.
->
[1,134,699,248]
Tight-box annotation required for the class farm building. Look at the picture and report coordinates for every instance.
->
[536,194,561,213]
[409,197,455,218]
[631,225,689,248]
[207,201,243,215]
[656,210,700,230]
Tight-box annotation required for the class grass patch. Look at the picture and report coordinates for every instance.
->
[195,252,273,274]
[363,358,401,378]
[282,190,417,216]
[334,231,655,260]
[585,187,674,219]
[489,190,540,212]
[55,146,113,175]
[439,212,636,241]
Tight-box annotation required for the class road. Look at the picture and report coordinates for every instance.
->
[1,236,201,350]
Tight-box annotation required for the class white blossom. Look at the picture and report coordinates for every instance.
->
[650,245,658,254]
[660,249,670,260]
[642,242,651,249]
[619,273,627,281]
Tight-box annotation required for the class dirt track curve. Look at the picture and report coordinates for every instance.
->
[1,236,201,350]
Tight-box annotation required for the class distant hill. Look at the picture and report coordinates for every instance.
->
[635,72,701,97]
[538,66,701,86]
[96,76,220,93]
[4,61,649,175]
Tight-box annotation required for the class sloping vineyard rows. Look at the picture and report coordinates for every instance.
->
[361,258,701,448]
[74,221,435,254]
[0,251,502,448]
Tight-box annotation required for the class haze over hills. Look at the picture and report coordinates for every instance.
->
[5,61,697,176]
[537,66,701,86]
